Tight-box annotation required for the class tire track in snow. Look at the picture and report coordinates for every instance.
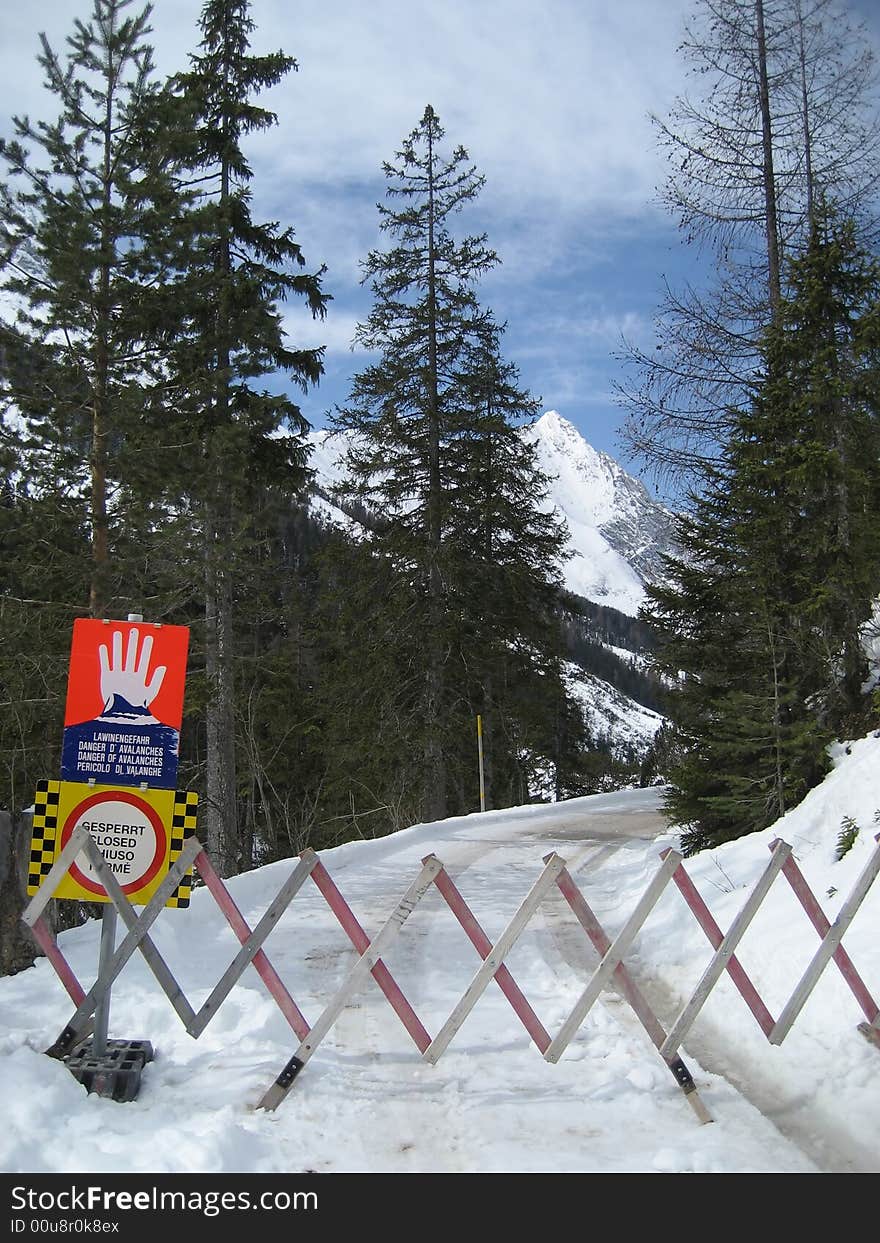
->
[289,799,858,1170]
[515,812,876,1173]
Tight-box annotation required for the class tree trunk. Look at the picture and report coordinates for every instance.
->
[204,500,239,877]
[89,65,117,619]
[795,0,816,233]
[423,108,447,822]
[203,20,242,876]
[0,810,44,977]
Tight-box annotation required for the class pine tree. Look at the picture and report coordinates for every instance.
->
[0,460,90,817]
[0,0,202,841]
[152,0,329,875]
[333,105,496,822]
[331,107,582,825]
[649,207,880,852]
[0,0,175,617]
[743,208,880,730]
[442,315,580,806]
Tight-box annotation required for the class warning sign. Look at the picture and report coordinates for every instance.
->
[62,787,167,898]
[28,780,198,908]
[60,620,190,789]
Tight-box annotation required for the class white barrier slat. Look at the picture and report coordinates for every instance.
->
[21,825,91,927]
[91,839,201,1032]
[659,842,792,1059]
[770,837,880,1044]
[258,856,444,1111]
[427,856,552,1054]
[424,854,567,1065]
[545,850,681,1063]
[46,836,203,1056]
[551,857,713,1123]
[188,851,319,1037]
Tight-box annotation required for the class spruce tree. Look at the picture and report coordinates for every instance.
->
[755,211,880,729]
[0,459,90,817]
[0,0,174,617]
[154,0,328,875]
[332,107,582,825]
[333,105,496,822]
[649,484,830,851]
[442,314,580,806]
[650,208,880,853]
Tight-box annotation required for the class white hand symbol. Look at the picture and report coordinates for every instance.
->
[99,629,167,713]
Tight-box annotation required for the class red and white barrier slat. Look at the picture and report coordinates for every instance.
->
[660,848,777,1040]
[308,857,432,1053]
[546,850,682,1063]
[423,854,568,1065]
[29,919,87,1008]
[425,855,552,1055]
[22,825,92,929]
[24,821,880,1118]
[659,842,792,1060]
[774,842,880,1030]
[34,835,312,1059]
[190,849,315,1041]
[258,856,444,1112]
[768,835,880,1044]
[551,857,712,1124]
[43,836,204,1058]
[658,835,880,1054]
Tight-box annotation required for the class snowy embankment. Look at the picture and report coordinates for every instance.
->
[566,664,664,756]
[1,735,878,1174]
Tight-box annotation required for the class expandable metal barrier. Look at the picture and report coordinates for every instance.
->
[22,827,880,1120]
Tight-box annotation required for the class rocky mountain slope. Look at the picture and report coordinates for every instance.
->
[304,410,679,767]
[307,410,678,614]
[523,410,678,614]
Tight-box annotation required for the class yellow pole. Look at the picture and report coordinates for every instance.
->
[477,714,486,812]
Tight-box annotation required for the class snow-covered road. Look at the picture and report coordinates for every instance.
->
[6,761,878,1176]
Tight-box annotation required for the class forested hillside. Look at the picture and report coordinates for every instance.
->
[3,0,880,930]
[0,1,659,916]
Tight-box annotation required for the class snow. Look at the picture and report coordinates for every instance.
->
[523,410,667,614]
[554,515,645,613]
[566,663,665,757]
[2,735,880,1174]
[306,410,676,616]
[306,427,349,494]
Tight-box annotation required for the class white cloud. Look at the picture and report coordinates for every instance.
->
[254,0,691,210]
[7,0,877,473]
[2,1,692,222]
[280,306,364,355]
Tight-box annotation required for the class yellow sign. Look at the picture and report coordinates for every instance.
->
[28,780,198,908]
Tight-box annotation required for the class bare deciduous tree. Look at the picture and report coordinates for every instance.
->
[617,0,880,489]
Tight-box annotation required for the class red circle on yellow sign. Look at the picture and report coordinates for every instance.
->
[59,789,168,897]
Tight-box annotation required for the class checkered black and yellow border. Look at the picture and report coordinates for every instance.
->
[166,790,199,909]
[27,779,62,897]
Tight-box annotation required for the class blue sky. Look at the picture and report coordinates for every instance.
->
[3,0,880,504]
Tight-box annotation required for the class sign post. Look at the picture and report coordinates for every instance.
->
[93,906,117,1059]
[476,715,486,812]
[26,613,195,1099]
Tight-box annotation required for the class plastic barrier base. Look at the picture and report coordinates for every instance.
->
[64,1038,154,1102]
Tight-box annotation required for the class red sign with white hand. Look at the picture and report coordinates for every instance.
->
[61,620,190,789]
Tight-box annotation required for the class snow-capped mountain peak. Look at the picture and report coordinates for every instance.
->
[304,412,675,761]
[528,410,623,527]
[306,410,678,617]
[524,411,677,615]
